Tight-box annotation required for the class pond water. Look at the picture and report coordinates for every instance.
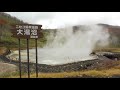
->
[8,48,97,65]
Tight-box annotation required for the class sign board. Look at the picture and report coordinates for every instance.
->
[10,24,43,78]
[11,24,43,39]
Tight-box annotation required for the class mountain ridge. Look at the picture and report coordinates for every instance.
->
[0,12,120,48]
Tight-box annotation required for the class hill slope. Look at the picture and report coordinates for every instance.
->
[0,12,47,48]
[1,12,120,48]
[73,24,120,47]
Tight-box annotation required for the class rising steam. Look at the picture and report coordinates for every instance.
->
[37,24,110,64]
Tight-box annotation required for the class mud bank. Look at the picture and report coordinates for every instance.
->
[0,54,117,73]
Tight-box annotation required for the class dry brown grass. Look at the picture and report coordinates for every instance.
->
[5,60,120,78]
[8,67,120,78]
[95,48,120,53]
[0,47,7,55]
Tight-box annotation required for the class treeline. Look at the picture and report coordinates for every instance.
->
[0,12,26,41]
[0,12,48,48]
[0,12,26,32]
[0,12,25,24]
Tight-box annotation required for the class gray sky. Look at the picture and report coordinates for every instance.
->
[5,12,120,29]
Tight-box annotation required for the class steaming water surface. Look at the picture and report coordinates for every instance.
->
[8,48,97,65]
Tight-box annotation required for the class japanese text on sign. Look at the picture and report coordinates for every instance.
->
[11,24,42,39]
[16,25,39,29]
[17,29,38,36]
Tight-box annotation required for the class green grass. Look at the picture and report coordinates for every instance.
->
[94,48,120,53]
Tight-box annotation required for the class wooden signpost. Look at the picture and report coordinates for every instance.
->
[11,24,43,78]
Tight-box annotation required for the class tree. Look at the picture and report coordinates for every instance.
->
[0,19,7,41]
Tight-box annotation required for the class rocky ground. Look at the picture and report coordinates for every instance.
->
[0,54,118,73]
[0,62,17,75]
[0,47,18,76]
[1,48,120,78]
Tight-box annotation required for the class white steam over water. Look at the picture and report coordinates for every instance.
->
[8,24,110,65]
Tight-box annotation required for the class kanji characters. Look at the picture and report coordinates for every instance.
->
[35,26,38,29]
[32,26,35,29]
[16,25,19,29]
[17,29,23,35]
[26,25,29,29]
[24,29,30,35]
[16,25,22,29]
[29,26,32,29]
[31,30,37,35]
[30,36,38,38]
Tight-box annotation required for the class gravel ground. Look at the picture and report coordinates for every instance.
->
[0,62,18,75]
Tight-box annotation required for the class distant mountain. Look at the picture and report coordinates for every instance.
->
[98,23,120,36]
[73,23,120,36]
[73,23,120,47]
[0,12,120,47]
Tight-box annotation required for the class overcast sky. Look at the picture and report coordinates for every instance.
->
[5,12,120,29]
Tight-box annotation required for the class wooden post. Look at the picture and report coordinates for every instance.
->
[35,39,38,78]
[18,38,22,78]
[27,39,30,78]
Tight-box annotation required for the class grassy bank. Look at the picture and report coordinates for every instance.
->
[3,67,120,78]
[94,48,120,53]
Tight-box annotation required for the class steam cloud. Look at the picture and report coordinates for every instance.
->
[39,24,110,64]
